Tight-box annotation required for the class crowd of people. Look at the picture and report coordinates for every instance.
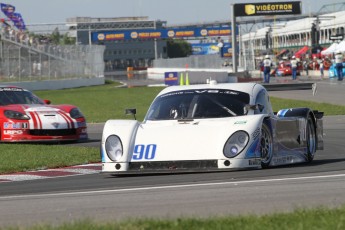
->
[259,50,344,83]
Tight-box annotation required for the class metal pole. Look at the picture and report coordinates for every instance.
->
[18,47,21,81]
[89,25,92,46]
[154,21,158,60]
[28,50,31,80]
[231,4,237,73]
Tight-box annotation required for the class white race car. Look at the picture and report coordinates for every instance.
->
[101,81,323,174]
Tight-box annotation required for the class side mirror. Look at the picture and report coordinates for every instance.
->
[257,104,265,112]
[245,104,265,114]
[44,99,51,105]
[125,108,137,120]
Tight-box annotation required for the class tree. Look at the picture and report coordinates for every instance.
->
[167,39,192,58]
[50,27,60,45]
[62,33,76,45]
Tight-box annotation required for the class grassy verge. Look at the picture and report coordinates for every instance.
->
[5,206,345,229]
[270,97,345,115]
[34,81,163,123]
[0,144,99,174]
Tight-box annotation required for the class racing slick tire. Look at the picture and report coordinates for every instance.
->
[306,115,317,162]
[260,123,273,169]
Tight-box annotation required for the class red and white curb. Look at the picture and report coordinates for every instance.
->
[0,163,101,183]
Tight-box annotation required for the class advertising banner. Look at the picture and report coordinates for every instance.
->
[92,27,233,42]
[234,1,301,17]
[191,43,220,55]
[191,43,232,57]
[164,72,179,86]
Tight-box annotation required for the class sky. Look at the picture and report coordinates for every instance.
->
[1,0,345,26]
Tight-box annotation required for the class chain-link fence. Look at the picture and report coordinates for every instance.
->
[0,32,105,82]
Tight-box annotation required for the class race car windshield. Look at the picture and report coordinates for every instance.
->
[0,88,44,105]
[145,89,250,120]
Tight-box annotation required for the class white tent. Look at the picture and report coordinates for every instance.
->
[335,40,345,53]
[321,43,338,55]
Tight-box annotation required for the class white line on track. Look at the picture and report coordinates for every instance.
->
[2,173,345,200]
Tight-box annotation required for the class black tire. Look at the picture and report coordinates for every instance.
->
[261,123,273,168]
[306,115,317,162]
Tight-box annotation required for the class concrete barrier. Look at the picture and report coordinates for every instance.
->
[2,77,105,91]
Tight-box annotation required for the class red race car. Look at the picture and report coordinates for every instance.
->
[276,61,302,76]
[0,85,88,142]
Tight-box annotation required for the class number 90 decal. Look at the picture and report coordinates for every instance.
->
[132,144,157,160]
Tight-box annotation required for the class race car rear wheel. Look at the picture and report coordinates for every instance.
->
[260,123,273,168]
[306,116,317,162]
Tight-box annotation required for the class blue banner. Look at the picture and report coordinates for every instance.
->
[92,27,234,42]
[0,3,15,17]
[191,43,232,57]
[191,43,221,55]
[0,3,26,30]
[164,72,179,86]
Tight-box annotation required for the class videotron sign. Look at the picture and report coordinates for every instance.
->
[234,1,301,17]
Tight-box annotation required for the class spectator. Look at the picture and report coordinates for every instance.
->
[263,55,272,83]
[290,56,298,80]
[33,61,37,75]
[37,62,41,76]
[319,59,324,80]
[335,51,343,81]
[303,59,309,77]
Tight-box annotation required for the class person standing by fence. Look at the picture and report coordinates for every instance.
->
[319,60,324,80]
[335,51,343,81]
[290,56,298,80]
[303,59,309,77]
[263,55,272,83]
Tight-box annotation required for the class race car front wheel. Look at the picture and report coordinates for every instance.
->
[260,123,273,169]
[306,116,317,162]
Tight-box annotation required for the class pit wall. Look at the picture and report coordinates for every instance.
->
[3,77,105,91]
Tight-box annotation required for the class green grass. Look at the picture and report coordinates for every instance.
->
[34,81,163,123]
[270,97,345,115]
[0,144,99,174]
[4,206,345,229]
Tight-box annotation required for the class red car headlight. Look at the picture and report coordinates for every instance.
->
[69,108,84,119]
[4,110,30,120]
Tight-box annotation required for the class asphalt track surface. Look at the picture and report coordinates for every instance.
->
[1,79,345,227]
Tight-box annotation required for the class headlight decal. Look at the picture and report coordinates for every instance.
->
[101,146,106,163]
[105,135,123,161]
[223,131,249,158]
[244,138,261,159]
[252,127,260,140]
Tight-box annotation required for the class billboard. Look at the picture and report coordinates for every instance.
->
[92,27,234,42]
[191,43,221,55]
[191,43,232,57]
[234,1,301,17]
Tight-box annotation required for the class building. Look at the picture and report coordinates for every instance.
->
[66,16,168,71]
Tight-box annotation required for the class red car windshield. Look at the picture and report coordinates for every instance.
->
[0,88,44,105]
